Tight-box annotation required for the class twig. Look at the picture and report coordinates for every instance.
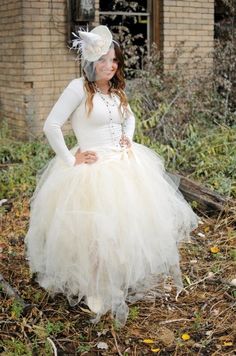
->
[184,270,223,289]
[47,337,58,356]
[212,302,236,319]
[159,318,191,325]
[209,299,225,313]
[0,320,18,325]
[111,327,123,356]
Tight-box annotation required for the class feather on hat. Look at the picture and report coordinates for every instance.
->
[72,25,113,62]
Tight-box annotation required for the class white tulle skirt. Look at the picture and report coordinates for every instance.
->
[25,142,198,325]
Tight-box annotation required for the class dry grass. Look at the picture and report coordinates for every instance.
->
[0,198,235,355]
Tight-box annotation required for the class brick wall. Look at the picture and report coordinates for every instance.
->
[0,0,214,139]
[0,0,25,138]
[161,0,214,74]
[22,0,80,139]
[0,0,99,139]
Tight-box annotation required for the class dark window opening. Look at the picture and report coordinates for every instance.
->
[67,0,95,46]
[214,0,235,40]
[100,1,148,13]
[99,0,151,78]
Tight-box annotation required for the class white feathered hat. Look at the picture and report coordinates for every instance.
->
[72,25,113,62]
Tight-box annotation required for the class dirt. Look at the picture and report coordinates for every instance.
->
[0,198,235,355]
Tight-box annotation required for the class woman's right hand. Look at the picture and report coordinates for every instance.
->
[74,149,98,166]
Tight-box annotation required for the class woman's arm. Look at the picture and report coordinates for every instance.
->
[43,78,84,167]
[124,104,135,142]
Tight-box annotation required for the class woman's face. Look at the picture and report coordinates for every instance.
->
[95,48,118,81]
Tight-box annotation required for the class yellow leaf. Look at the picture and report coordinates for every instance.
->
[151,348,160,353]
[185,275,191,285]
[210,246,220,253]
[204,226,210,232]
[11,312,17,319]
[223,341,233,346]
[143,339,154,344]
[181,333,190,341]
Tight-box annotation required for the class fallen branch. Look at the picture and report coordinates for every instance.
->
[175,174,231,213]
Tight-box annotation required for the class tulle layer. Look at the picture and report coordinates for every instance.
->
[25,143,198,325]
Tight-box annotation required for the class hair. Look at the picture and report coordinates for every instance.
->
[83,42,129,117]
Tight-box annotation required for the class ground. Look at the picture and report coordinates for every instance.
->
[0,197,235,355]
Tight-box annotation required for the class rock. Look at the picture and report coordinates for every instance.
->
[158,327,175,346]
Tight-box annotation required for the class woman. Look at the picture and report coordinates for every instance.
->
[25,25,198,326]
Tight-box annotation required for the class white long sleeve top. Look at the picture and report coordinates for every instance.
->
[43,77,135,167]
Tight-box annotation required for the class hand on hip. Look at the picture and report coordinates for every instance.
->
[74,149,98,165]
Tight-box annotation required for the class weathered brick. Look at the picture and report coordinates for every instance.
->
[165,12,177,18]
[1,0,214,138]
[162,0,214,76]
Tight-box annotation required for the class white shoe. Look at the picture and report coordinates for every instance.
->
[87,296,103,313]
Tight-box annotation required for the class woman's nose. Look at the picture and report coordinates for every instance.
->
[104,59,113,70]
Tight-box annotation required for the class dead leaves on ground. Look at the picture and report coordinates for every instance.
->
[0,198,235,355]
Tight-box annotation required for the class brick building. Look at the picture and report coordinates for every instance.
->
[0,0,214,139]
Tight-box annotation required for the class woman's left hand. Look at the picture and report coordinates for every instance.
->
[119,135,132,148]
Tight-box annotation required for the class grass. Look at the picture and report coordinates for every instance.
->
[0,121,235,354]
[134,123,236,198]
[0,122,235,201]
[0,191,235,355]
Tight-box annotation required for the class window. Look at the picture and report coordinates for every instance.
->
[99,1,152,76]
[67,0,95,45]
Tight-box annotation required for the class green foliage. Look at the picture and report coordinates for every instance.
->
[134,123,236,198]
[0,137,52,199]
[10,300,24,319]
[230,249,236,261]
[193,311,202,331]
[169,124,236,197]
[45,321,64,336]
[44,339,54,356]
[0,339,32,356]
[128,35,236,198]
[77,344,92,353]
[0,27,235,201]
[128,306,139,320]
[127,16,236,150]
[0,121,235,201]
[0,132,78,199]
[0,337,58,356]
[32,290,45,303]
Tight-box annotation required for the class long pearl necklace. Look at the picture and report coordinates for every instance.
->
[96,86,128,148]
